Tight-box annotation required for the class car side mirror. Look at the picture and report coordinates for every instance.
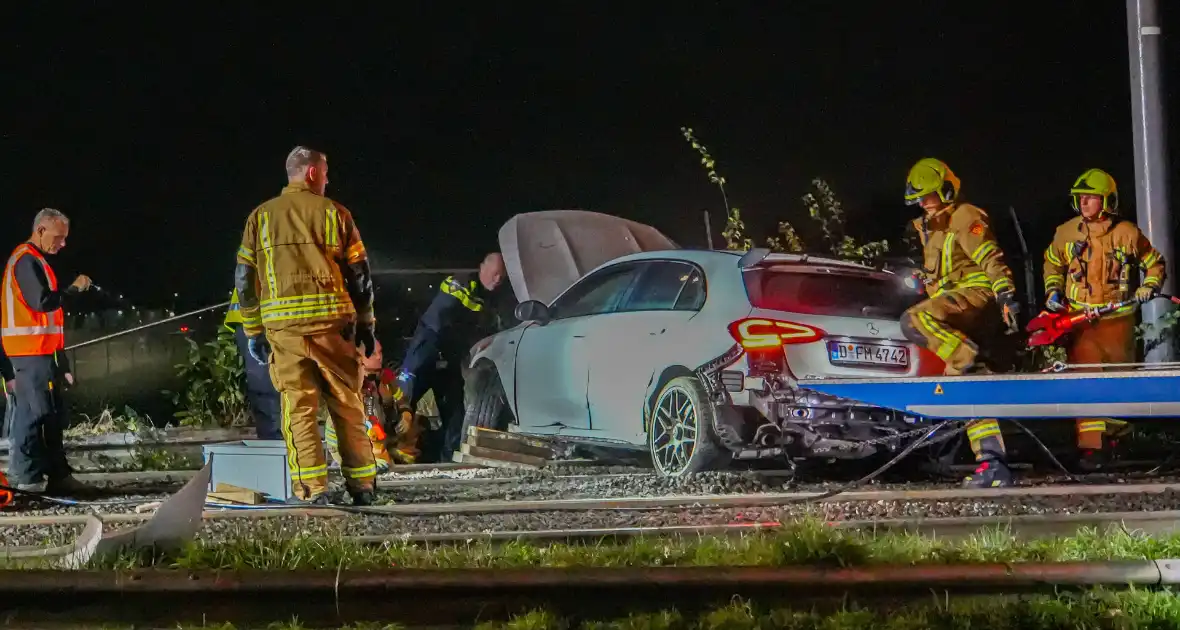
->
[515,300,551,324]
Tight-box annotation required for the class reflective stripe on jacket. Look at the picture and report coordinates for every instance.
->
[1,244,65,357]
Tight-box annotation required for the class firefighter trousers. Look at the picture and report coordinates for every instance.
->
[1068,314,1135,450]
[900,286,994,375]
[901,288,1005,462]
[267,327,377,500]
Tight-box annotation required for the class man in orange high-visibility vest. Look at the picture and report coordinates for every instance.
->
[1,208,94,494]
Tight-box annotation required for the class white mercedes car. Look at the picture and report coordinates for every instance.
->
[464,211,943,476]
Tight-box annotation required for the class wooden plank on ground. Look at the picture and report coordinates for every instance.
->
[451,451,539,470]
[215,482,262,495]
[465,427,554,459]
[206,490,262,505]
[454,444,546,469]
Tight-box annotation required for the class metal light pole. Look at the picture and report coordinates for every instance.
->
[1127,0,1175,362]
[703,210,715,249]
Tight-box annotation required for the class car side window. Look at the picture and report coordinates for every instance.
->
[550,264,641,320]
[673,266,706,311]
[621,261,705,312]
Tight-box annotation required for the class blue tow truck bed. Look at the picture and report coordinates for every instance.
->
[798,369,1180,420]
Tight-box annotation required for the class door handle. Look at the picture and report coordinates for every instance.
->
[573,335,586,339]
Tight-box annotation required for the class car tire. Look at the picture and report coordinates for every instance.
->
[647,375,730,477]
[462,367,510,434]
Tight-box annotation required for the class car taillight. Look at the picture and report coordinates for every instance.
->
[728,318,826,349]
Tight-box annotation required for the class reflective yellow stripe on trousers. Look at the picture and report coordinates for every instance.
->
[281,392,328,484]
[917,311,965,360]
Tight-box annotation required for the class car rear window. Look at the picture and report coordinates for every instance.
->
[744,268,918,319]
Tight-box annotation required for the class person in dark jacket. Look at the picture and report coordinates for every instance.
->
[222,289,281,440]
[394,253,511,462]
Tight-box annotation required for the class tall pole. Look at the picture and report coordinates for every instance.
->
[703,210,715,249]
[1127,0,1175,362]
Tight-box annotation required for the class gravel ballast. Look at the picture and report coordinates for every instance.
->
[0,522,86,548]
[184,489,1180,542]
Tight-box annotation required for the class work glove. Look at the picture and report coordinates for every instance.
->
[247,335,271,365]
[996,291,1021,334]
[1045,290,1066,312]
[393,370,415,413]
[355,321,377,358]
[69,274,93,292]
[1135,285,1159,303]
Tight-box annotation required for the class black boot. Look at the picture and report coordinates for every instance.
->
[285,493,331,506]
[349,488,377,507]
[962,458,1013,488]
[1077,448,1112,473]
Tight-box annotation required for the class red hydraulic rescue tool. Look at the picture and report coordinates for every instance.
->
[0,472,12,508]
[1026,294,1180,348]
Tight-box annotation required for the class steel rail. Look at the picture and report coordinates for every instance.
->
[9,510,1180,567]
[346,509,1180,544]
[0,563,1177,626]
[351,481,1180,516]
[58,460,1172,487]
[8,481,1180,527]
[64,469,638,488]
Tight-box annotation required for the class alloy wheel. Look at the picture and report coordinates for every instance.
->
[651,384,698,475]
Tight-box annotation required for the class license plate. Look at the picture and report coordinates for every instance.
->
[827,341,909,368]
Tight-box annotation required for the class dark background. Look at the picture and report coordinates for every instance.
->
[7,1,1179,316]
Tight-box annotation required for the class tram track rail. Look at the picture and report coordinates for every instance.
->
[3,561,1180,627]
[7,482,1180,536]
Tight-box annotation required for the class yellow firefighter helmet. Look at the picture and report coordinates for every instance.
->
[904,158,960,206]
[1070,168,1119,213]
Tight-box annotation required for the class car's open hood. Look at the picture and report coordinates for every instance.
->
[498,210,679,305]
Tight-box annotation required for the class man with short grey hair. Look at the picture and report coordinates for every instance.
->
[2,208,93,495]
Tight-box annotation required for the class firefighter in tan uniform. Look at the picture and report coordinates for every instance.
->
[900,158,1021,488]
[235,146,379,506]
[1043,168,1165,470]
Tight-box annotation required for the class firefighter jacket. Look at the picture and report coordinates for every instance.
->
[401,274,504,378]
[234,183,375,337]
[1,243,67,357]
[911,202,1016,300]
[1043,216,1165,312]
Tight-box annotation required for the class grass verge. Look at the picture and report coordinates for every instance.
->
[87,517,1180,571]
[81,590,1180,629]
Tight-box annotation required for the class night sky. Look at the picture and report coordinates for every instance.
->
[8,1,1179,311]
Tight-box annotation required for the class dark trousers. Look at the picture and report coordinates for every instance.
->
[2,390,14,440]
[8,355,71,485]
[410,363,466,463]
[232,325,282,440]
